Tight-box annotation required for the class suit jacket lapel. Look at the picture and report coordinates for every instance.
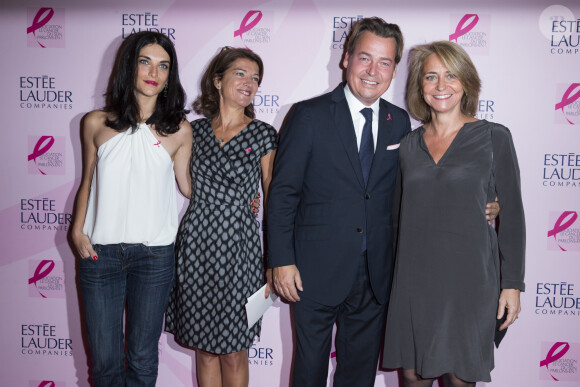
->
[331,86,365,189]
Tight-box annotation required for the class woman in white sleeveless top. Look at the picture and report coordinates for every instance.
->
[71,31,192,387]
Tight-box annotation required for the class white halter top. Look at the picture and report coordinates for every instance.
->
[83,123,178,246]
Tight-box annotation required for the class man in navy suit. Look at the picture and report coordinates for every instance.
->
[267,17,409,386]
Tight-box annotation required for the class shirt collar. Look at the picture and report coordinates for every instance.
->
[344,83,380,118]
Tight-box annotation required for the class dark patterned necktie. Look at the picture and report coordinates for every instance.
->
[359,107,374,252]
[359,108,374,186]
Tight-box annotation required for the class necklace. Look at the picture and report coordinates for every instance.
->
[213,115,249,147]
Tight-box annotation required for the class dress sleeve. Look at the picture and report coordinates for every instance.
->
[259,121,278,157]
[392,165,402,257]
[491,124,526,291]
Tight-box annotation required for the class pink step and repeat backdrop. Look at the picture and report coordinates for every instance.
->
[1,0,579,386]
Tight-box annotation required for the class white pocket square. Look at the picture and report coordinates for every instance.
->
[386,143,400,150]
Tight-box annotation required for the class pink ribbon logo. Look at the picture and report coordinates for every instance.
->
[449,14,479,42]
[234,10,262,44]
[555,83,580,125]
[38,382,56,387]
[27,8,54,48]
[28,136,55,175]
[540,342,570,381]
[547,211,578,251]
[28,260,55,298]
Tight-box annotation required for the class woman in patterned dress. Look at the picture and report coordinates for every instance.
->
[165,47,277,387]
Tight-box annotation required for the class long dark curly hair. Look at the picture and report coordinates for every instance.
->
[104,31,188,135]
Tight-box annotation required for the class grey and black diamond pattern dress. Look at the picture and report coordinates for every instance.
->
[165,117,277,354]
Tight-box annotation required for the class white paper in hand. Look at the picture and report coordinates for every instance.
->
[245,284,278,329]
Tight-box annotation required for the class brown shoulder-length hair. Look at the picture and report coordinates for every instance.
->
[406,41,481,123]
[345,17,404,65]
[193,47,264,119]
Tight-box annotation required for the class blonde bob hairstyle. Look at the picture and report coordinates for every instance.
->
[406,41,481,123]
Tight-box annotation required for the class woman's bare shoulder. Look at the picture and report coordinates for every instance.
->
[82,110,118,147]
[171,119,193,142]
[83,110,109,131]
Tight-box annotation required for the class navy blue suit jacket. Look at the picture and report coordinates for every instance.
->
[267,84,411,306]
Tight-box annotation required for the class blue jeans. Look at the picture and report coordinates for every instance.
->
[79,243,175,387]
